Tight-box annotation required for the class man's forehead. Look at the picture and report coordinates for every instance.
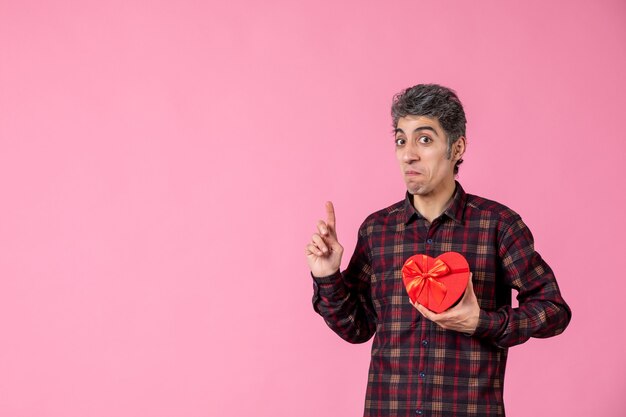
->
[395,115,443,133]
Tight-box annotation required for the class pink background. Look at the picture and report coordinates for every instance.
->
[1,1,625,416]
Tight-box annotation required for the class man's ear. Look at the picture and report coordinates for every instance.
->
[452,136,466,161]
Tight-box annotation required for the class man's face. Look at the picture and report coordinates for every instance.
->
[394,115,464,197]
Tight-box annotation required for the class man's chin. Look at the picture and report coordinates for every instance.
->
[406,184,430,196]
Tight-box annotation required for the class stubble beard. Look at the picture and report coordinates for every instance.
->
[406,181,432,196]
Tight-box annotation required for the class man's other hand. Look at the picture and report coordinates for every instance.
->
[305,201,344,277]
[411,274,481,335]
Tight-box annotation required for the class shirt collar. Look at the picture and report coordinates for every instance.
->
[402,181,466,225]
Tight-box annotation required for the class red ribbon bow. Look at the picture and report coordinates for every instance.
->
[402,255,452,307]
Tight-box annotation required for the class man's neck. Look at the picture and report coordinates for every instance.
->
[412,180,457,224]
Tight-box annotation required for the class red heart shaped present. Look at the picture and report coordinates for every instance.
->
[402,252,470,314]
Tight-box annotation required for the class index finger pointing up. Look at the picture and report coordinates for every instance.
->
[325,201,336,229]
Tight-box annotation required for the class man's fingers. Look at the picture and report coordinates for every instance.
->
[317,220,329,237]
[411,299,446,322]
[326,201,336,230]
[463,273,475,297]
[411,300,430,318]
[311,234,329,254]
[317,220,339,245]
[419,304,440,320]
[305,243,324,257]
[417,305,431,319]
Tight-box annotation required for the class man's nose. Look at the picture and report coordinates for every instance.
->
[402,140,420,162]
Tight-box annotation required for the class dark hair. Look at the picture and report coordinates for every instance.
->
[391,84,466,174]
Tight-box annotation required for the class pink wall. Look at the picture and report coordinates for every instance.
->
[1,1,625,416]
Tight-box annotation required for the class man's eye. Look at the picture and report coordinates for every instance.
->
[418,136,431,144]
[395,138,406,146]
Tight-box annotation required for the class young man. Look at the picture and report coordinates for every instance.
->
[306,84,571,417]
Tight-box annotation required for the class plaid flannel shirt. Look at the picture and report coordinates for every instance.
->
[312,182,571,417]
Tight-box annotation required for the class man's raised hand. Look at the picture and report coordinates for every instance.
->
[305,201,344,277]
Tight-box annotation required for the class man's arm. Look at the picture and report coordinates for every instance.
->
[306,202,377,344]
[413,215,571,348]
[471,215,571,348]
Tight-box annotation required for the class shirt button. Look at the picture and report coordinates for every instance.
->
[422,339,429,347]
[426,238,433,244]
[419,371,426,378]
[416,410,423,415]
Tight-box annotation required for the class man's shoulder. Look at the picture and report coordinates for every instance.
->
[464,192,522,226]
[358,199,407,233]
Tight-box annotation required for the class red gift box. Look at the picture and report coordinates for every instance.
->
[401,252,470,313]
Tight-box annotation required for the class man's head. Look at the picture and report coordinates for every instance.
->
[391,84,466,174]
[392,84,467,198]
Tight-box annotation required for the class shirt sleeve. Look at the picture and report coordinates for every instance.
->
[311,225,377,344]
[472,215,572,348]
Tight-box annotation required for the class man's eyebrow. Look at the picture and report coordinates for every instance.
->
[413,126,438,135]
[393,126,438,135]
